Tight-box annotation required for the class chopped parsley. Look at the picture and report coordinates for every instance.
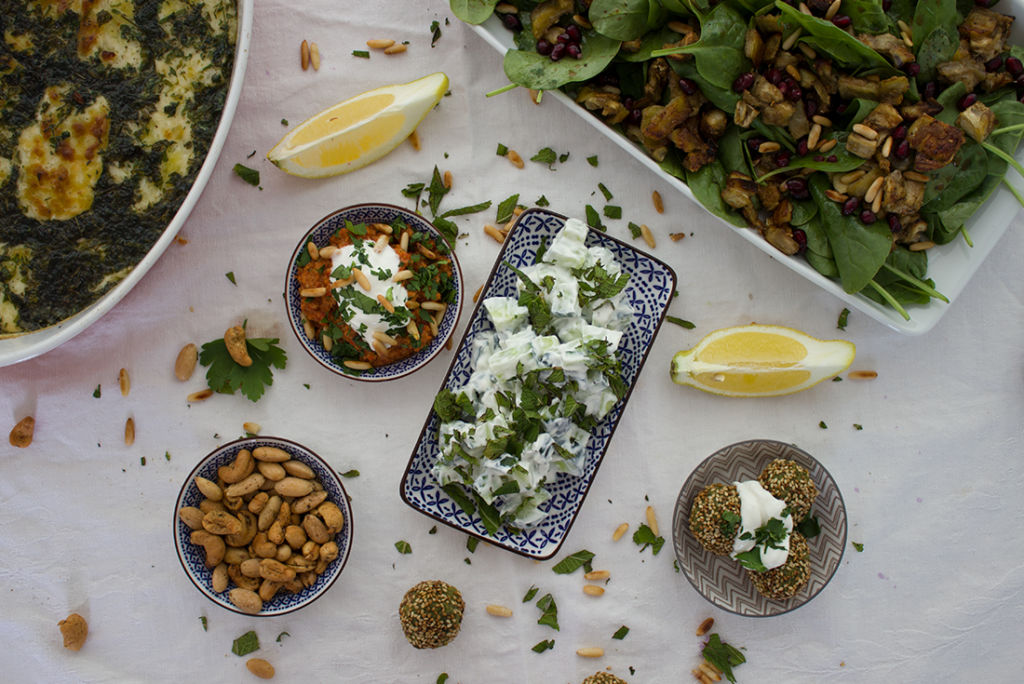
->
[837,307,850,330]
[437,675,449,684]
[231,630,260,656]
[720,510,741,538]
[734,517,789,572]
[587,155,599,167]
[632,523,665,555]
[666,315,695,329]
[702,634,746,683]
[340,469,360,478]
[352,49,370,58]
[92,384,101,398]
[394,540,412,554]
[233,163,259,187]
[532,639,555,653]
[165,451,171,461]
[522,585,539,603]
[225,271,236,285]
[551,549,595,575]
[612,625,630,640]
[140,456,146,466]
[852,541,864,552]
[428,526,437,534]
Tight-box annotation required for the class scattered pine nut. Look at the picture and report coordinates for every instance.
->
[798,2,811,14]
[377,294,395,313]
[870,192,882,215]
[366,38,396,49]
[420,301,445,312]
[319,245,338,259]
[393,270,413,282]
[584,570,610,581]
[612,522,629,541]
[124,417,135,446]
[443,170,453,189]
[299,287,327,298]
[849,370,878,379]
[818,137,838,153]
[670,232,686,242]
[486,604,513,617]
[408,129,420,151]
[303,320,315,339]
[839,169,866,185]
[901,30,913,48]
[897,19,911,34]
[416,244,438,259]
[824,189,847,202]
[698,662,722,682]
[797,43,816,59]
[640,224,656,249]
[781,28,802,51]
[651,190,665,214]
[646,505,659,536]
[118,368,130,396]
[908,241,936,252]
[187,389,213,402]
[344,360,372,370]
[812,114,832,127]
[322,334,334,352]
[583,585,605,597]
[694,669,714,684]
[667,20,690,34]
[807,123,822,151]
[904,171,930,183]
[400,230,410,252]
[352,268,371,292]
[484,224,505,243]
[243,422,261,434]
[175,235,189,245]
[758,141,781,154]
[384,44,407,55]
[310,42,321,70]
[300,39,310,71]
[373,330,398,346]
[473,284,484,303]
[784,64,801,82]
[9,416,35,448]
[825,0,841,20]
[428,317,440,338]
[406,320,420,341]
[696,617,714,636]
[704,661,722,676]
[372,340,387,357]
[577,647,604,658]
[852,123,878,140]
[507,149,524,169]
[445,338,453,351]
[374,234,389,253]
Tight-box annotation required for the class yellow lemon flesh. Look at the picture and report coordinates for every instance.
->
[670,324,855,397]
[267,72,449,178]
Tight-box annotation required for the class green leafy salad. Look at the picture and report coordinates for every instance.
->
[453,0,1024,320]
[432,218,633,532]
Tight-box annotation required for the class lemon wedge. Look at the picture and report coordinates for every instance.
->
[267,72,449,178]
[670,324,855,397]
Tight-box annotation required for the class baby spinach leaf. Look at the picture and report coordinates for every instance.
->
[911,0,959,81]
[590,0,666,41]
[776,2,894,73]
[757,144,864,182]
[934,82,967,124]
[653,3,748,90]
[682,159,747,228]
[670,60,739,111]
[810,175,892,293]
[503,32,621,90]
[790,199,818,227]
[619,27,682,63]
[843,0,890,34]
[921,141,987,210]
[450,0,499,25]
[861,249,934,306]
[806,249,840,278]
[916,28,958,83]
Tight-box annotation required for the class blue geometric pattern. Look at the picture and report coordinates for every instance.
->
[284,203,463,382]
[173,437,353,617]
[400,208,677,559]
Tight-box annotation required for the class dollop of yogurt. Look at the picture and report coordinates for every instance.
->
[330,240,408,348]
[731,479,793,570]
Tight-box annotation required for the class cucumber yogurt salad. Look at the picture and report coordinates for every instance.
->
[432,218,633,530]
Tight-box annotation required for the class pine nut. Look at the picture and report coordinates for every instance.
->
[502,216,517,234]
[188,389,213,402]
[384,44,407,55]
[484,224,505,243]
[322,334,333,352]
[864,176,884,204]
[373,331,398,346]
[119,368,130,396]
[333,277,353,289]
[371,222,393,234]
[473,284,483,303]
[494,2,516,12]
[583,585,605,596]
[881,136,893,158]
[782,28,802,51]
[904,171,930,183]
[124,417,135,446]
[670,232,686,242]
[372,339,387,357]
[303,320,315,339]
[652,190,664,213]
[299,287,327,298]
[785,64,801,81]
[307,241,319,261]
[908,241,935,252]
[352,268,371,291]
[393,270,413,282]
[798,43,816,59]
[901,31,913,48]
[300,39,310,70]
[507,149,524,169]
[825,0,841,20]
[612,522,629,541]
[573,13,592,29]
[798,2,811,14]
[832,180,848,194]
[174,343,198,381]
[366,39,395,49]
[374,234,389,253]
[696,617,715,636]
[406,300,419,310]
[443,170,453,189]
[812,115,833,127]
[486,604,513,617]
[408,129,420,151]
[640,224,656,249]
[406,320,420,341]
[400,231,410,252]
[667,20,690,33]
[758,141,781,154]
[343,360,372,370]
[897,20,911,34]
[694,670,714,684]
[584,570,610,580]
[852,123,878,140]
[416,244,437,259]
[839,169,866,184]
[420,301,446,311]
[576,647,604,658]
[646,505,659,536]
[807,123,822,151]
[849,370,878,379]
[871,192,882,214]
[429,317,439,338]
[528,89,542,105]
[699,662,722,681]
[818,137,838,153]
[825,189,847,202]
[310,42,321,71]
[704,661,722,675]
[319,245,337,259]
[243,422,261,434]
[377,294,395,313]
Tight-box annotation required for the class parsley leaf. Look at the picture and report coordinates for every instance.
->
[612,625,629,640]
[199,336,287,402]
[551,549,595,575]
[702,634,746,684]
[632,523,665,555]
[531,147,558,168]
[532,639,555,653]
[233,163,259,187]
[231,630,260,656]
[720,510,741,539]
[796,515,821,539]
[395,540,412,554]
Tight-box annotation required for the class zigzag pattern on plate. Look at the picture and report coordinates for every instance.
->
[672,439,847,617]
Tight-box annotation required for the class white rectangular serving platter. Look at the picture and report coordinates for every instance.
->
[468,7,1024,335]
[0,0,254,367]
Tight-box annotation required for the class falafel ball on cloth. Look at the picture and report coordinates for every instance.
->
[689,483,742,555]
[758,458,818,522]
[581,672,628,684]
[399,580,465,649]
[747,530,811,600]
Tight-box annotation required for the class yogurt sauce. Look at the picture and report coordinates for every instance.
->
[330,240,408,348]
[731,479,793,569]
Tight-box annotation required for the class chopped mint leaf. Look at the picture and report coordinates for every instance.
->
[339,469,359,478]
[496,193,520,224]
[437,675,449,684]
[93,385,101,398]
[466,537,479,553]
[587,155,599,167]
[532,639,555,653]
[522,585,538,603]
[199,616,208,631]
[832,376,843,382]
[276,631,290,642]
[231,630,259,656]
[225,271,236,285]
[585,204,604,231]
[536,593,559,630]
[535,195,550,207]
[666,315,695,329]
[551,549,595,575]
[603,205,622,219]
[430,19,441,47]
[165,451,171,461]
[496,143,508,156]
[612,625,629,640]
[628,222,642,239]
[558,151,569,163]
[394,540,412,554]
[428,525,438,535]
[352,49,370,58]
[702,634,746,683]
[632,523,665,555]
[854,423,863,430]
[852,541,864,552]
[819,420,828,429]
[303,383,310,389]
[233,163,259,187]
[531,147,557,168]
[280,118,288,126]
[598,183,612,201]
[140,456,146,466]
[837,307,850,330]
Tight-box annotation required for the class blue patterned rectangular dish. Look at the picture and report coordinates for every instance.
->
[400,208,677,559]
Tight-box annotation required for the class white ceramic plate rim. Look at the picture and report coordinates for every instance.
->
[0,0,254,367]
[467,10,1024,335]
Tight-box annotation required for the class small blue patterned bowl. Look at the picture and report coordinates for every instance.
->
[285,203,463,382]
[173,437,353,617]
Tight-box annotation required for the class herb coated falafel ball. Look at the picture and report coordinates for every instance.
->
[747,530,811,600]
[581,672,629,684]
[689,483,742,555]
[399,580,465,649]
[758,458,818,522]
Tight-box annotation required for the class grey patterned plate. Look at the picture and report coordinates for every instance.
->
[673,439,846,617]
[400,208,677,559]
[285,203,462,382]
[173,437,353,617]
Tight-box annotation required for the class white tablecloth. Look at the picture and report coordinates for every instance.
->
[2,2,1023,682]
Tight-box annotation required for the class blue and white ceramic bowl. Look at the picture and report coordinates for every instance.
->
[173,437,353,617]
[285,203,463,382]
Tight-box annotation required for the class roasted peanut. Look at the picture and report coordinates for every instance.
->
[178,506,204,530]
[317,501,344,533]
[229,564,260,591]
[199,499,225,514]
[248,492,269,514]
[224,326,253,367]
[219,449,255,484]
[246,658,275,679]
[282,460,314,479]
[319,541,339,563]
[291,490,327,514]
[225,511,257,547]
[174,343,198,381]
[228,588,263,614]
[253,446,290,462]
[240,558,262,578]
[251,532,277,559]
[258,496,282,531]
[257,461,287,481]
[9,416,35,448]
[194,476,223,501]
[302,513,331,544]
[275,545,292,563]
[224,472,265,499]
[212,563,229,593]
[58,613,88,651]
[284,525,307,550]
[259,579,282,602]
[301,540,320,562]
[223,495,244,512]
[267,520,285,545]
[224,547,251,565]
[259,559,296,583]
[190,530,225,567]
[275,477,313,498]
[202,510,242,536]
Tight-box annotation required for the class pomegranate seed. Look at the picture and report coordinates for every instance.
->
[550,42,566,61]
[923,81,938,99]
[892,124,908,141]
[958,93,978,110]
[566,43,582,59]
[797,138,809,156]
[792,228,808,254]
[747,137,766,153]
[903,63,920,78]
[860,209,877,224]
[786,177,810,199]
[882,0,892,9]
[805,98,819,117]
[556,31,571,44]
[501,13,522,31]
[809,0,830,15]
[785,82,802,101]
[841,197,860,216]
[778,81,791,98]
[566,25,582,42]
[895,140,911,159]
[832,15,852,29]
[814,154,825,161]
[1008,57,1024,77]
[835,102,848,115]
[678,78,698,95]
[536,39,553,56]
[733,72,756,92]
[766,68,783,85]
[986,56,1004,72]
[827,154,838,162]
[628,108,642,125]
[887,214,902,233]
[776,151,792,167]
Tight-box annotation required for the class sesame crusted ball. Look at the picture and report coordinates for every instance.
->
[758,459,818,522]
[399,580,465,649]
[689,483,742,555]
[582,673,628,684]
[747,530,811,600]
